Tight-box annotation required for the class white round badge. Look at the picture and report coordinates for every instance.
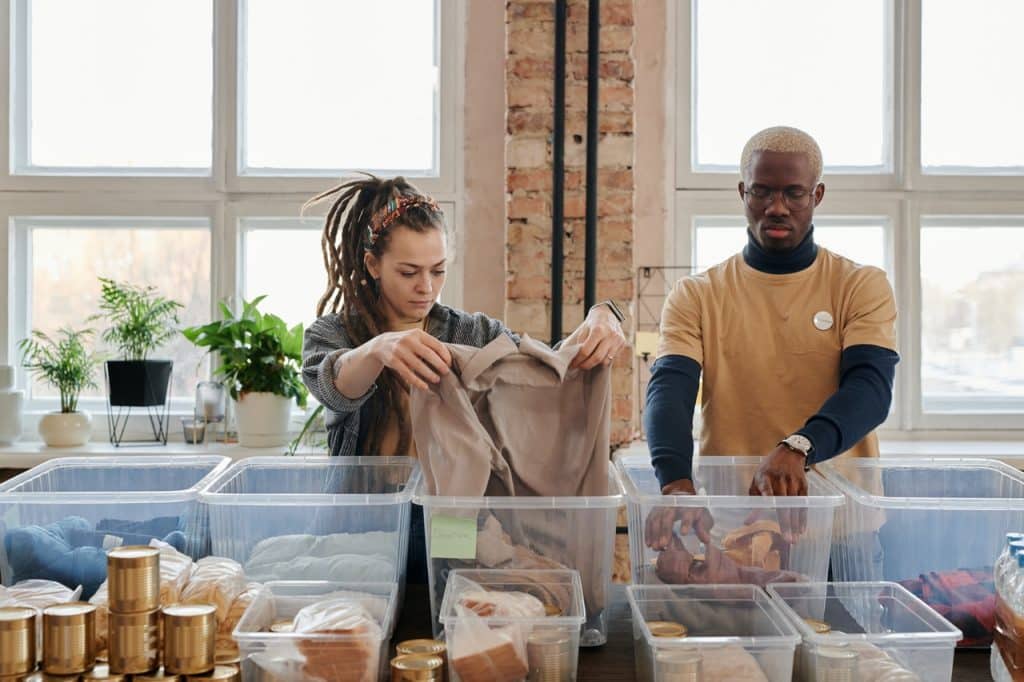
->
[813,311,834,331]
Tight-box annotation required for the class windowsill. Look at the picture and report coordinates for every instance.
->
[615,439,1024,468]
[0,440,315,470]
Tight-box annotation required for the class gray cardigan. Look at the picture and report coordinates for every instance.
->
[302,304,519,457]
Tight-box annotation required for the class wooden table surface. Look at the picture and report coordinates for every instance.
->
[393,583,994,681]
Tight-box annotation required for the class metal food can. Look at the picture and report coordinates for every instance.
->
[184,665,240,681]
[82,663,128,681]
[132,667,184,681]
[107,546,160,613]
[655,649,702,682]
[108,609,160,674]
[0,606,36,676]
[162,605,216,675]
[815,645,858,682]
[527,628,574,682]
[42,602,97,675]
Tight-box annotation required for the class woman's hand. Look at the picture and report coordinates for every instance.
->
[371,329,452,390]
[568,305,628,370]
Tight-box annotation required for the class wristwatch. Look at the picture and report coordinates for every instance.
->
[590,299,625,324]
[779,434,814,470]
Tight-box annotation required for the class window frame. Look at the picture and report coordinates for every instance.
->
[0,1,466,426]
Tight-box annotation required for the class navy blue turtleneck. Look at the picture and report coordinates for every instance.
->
[644,227,899,488]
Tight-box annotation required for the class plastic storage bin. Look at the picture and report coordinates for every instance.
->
[615,454,843,586]
[627,583,800,681]
[0,455,229,597]
[413,471,622,646]
[439,568,586,682]
[768,581,962,682]
[201,456,420,588]
[233,580,397,682]
[821,457,1024,646]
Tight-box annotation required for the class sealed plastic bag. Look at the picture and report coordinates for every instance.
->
[181,556,247,620]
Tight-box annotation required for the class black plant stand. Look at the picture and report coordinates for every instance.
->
[104,362,173,446]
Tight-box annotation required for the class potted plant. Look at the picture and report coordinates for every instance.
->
[91,277,183,411]
[18,327,101,447]
[183,296,307,447]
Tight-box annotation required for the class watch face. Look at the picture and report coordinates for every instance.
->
[785,435,812,455]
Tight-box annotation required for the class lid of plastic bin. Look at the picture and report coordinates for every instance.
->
[438,568,587,627]
[766,581,962,645]
[626,584,801,647]
[819,456,1024,510]
[0,455,231,503]
[613,453,843,508]
[232,580,398,643]
[198,455,422,506]
[411,468,624,508]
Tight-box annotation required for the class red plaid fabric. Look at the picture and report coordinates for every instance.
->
[899,568,995,647]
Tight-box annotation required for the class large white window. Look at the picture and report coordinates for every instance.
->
[673,0,1024,432]
[2,1,462,422]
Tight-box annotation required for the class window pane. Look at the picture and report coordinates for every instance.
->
[242,220,325,330]
[921,1,1024,171]
[22,0,212,171]
[694,220,887,274]
[921,222,1024,412]
[27,221,211,402]
[242,0,438,173]
[693,0,888,171]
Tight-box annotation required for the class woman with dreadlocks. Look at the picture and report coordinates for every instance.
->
[301,174,627,582]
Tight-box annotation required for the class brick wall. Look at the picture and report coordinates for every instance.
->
[505,0,636,446]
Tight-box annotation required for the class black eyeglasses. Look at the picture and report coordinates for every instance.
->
[744,184,819,210]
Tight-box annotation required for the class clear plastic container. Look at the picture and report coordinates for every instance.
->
[233,580,397,682]
[821,457,1024,646]
[439,569,586,682]
[615,454,843,586]
[767,581,962,682]
[0,455,229,595]
[627,583,800,682]
[413,471,623,646]
[200,456,420,588]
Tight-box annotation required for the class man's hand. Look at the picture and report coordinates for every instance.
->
[644,478,714,551]
[749,444,808,543]
[568,305,628,370]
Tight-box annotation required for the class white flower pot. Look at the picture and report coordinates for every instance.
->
[234,392,293,448]
[38,411,92,447]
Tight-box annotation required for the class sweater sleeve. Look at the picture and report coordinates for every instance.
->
[797,344,899,464]
[301,314,377,415]
[644,354,702,488]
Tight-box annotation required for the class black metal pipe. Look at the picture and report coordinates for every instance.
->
[551,0,567,344]
[584,0,600,311]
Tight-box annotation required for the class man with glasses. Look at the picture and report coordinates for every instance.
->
[643,127,898,560]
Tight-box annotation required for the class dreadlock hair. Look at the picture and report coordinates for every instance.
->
[304,173,446,455]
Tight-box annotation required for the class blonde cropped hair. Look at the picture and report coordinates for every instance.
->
[740,126,823,183]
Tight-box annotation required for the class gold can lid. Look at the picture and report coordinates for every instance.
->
[134,668,185,681]
[269,619,294,633]
[391,653,445,681]
[392,653,444,671]
[107,545,160,567]
[544,603,563,617]
[396,639,446,656]
[43,601,96,622]
[185,665,240,681]
[215,650,241,665]
[163,604,217,620]
[82,663,127,681]
[804,618,832,634]
[0,605,36,629]
[647,620,688,638]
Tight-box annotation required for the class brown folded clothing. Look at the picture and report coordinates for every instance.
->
[722,520,790,572]
[656,535,804,587]
[450,624,529,682]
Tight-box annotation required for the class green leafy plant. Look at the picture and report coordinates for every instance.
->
[90,277,183,361]
[19,327,101,413]
[182,296,308,407]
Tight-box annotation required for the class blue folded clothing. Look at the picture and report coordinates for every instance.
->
[4,515,188,599]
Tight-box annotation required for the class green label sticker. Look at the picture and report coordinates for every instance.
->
[430,515,477,559]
